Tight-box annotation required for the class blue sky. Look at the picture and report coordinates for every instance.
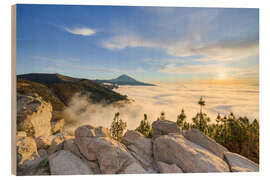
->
[16,4,259,83]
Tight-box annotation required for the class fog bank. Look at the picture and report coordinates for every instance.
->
[63,82,259,134]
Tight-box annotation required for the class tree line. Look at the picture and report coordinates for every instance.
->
[110,97,259,163]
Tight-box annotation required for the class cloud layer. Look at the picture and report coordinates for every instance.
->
[63,82,259,134]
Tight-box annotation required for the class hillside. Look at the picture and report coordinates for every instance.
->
[95,74,156,86]
[17,73,128,111]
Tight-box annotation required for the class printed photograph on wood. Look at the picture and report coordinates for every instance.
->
[13,4,259,175]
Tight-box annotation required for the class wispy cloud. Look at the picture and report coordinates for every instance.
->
[61,26,96,36]
[102,35,159,50]
[102,32,258,63]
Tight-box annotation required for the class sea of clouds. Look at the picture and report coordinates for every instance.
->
[63,82,259,133]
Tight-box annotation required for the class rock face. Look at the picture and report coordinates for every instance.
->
[51,119,65,134]
[47,133,73,155]
[152,120,181,138]
[183,129,228,159]
[122,130,153,170]
[156,161,183,173]
[48,150,92,175]
[16,136,50,175]
[153,133,230,173]
[16,137,39,165]
[75,125,145,174]
[17,93,52,137]
[121,162,147,174]
[35,135,55,150]
[224,152,259,172]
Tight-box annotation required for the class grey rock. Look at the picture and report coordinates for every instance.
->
[224,152,259,172]
[48,150,92,175]
[183,129,228,159]
[153,133,230,173]
[156,161,183,173]
[152,120,181,138]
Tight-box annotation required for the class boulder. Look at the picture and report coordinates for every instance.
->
[153,133,230,173]
[183,129,228,159]
[75,125,144,174]
[47,133,73,155]
[16,137,39,166]
[51,119,65,134]
[122,130,153,169]
[121,162,147,174]
[48,150,93,175]
[35,135,55,150]
[74,125,110,161]
[16,137,50,175]
[63,138,81,157]
[17,93,52,137]
[156,161,183,173]
[224,152,259,172]
[16,131,27,141]
[63,138,101,174]
[152,120,181,138]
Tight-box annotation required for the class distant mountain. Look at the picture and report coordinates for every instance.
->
[17,73,128,111]
[95,74,155,86]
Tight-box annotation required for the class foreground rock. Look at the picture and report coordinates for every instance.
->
[63,138,101,174]
[156,161,183,173]
[122,130,154,170]
[51,119,65,134]
[224,152,259,172]
[153,133,230,173]
[152,120,181,138]
[183,129,228,159]
[75,125,145,174]
[47,133,73,155]
[17,93,52,137]
[48,150,93,175]
[17,137,39,166]
[16,137,50,175]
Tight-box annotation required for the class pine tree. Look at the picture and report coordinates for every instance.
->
[177,109,187,128]
[110,112,127,141]
[135,114,152,138]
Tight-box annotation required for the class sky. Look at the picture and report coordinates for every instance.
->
[16,4,259,83]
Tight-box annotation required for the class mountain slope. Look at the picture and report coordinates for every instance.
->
[17,73,128,111]
[96,74,155,86]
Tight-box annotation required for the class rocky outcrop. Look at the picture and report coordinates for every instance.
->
[35,135,55,150]
[75,125,145,174]
[17,93,52,137]
[152,120,181,138]
[47,133,73,155]
[120,162,147,174]
[51,119,65,134]
[183,129,228,159]
[156,161,183,173]
[16,136,39,165]
[153,133,230,173]
[16,136,50,175]
[16,117,260,175]
[122,130,154,170]
[224,152,259,172]
[48,150,93,175]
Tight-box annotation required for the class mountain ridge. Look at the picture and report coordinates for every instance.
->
[95,74,156,86]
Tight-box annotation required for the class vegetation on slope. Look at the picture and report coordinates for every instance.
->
[17,73,128,109]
